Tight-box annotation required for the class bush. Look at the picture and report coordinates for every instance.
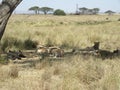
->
[0,56,8,64]
[23,38,38,50]
[53,9,66,16]
[1,37,38,51]
[1,37,23,51]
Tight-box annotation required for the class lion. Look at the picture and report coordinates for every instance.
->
[48,46,64,58]
[36,45,49,59]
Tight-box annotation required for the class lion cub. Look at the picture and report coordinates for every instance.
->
[48,47,64,58]
[36,45,64,59]
[36,45,49,59]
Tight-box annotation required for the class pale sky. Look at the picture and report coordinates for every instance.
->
[1,0,120,13]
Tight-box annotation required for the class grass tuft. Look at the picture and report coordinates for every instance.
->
[23,38,38,49]
[1,37,23,51]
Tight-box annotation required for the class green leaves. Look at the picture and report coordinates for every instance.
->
[29,6,53,15]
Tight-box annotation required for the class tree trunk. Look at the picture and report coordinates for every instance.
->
[0,0,22,40]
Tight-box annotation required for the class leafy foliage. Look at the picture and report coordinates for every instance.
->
[53,9,66,16]
[29,6,40,14]
[105,10,115,15]
[79,7,100,15]
[39,7,53,15]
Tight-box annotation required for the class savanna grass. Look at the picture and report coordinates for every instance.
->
[0,14,120,90]
[2,14,120,50]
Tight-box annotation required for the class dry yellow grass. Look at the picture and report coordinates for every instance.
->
[3,14,120,49]
[0,57,120,90]
[0,14,120,90]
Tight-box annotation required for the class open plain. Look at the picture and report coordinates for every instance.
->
[0,14,120,90]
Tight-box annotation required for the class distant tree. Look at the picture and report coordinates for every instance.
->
[93,8,100,14]
[53,9,66,16]
[87,9,94,15]
[105,10,115,15]
[29,6,40,14]
[39,7,53,15]
[79,7,88,15]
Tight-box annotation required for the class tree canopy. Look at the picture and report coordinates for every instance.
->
[93,8,100,14]
[79,7,100,15]
[79,7,88,15]
[105,10,115,15]
[29,6,40,14]
[39,7,53,15]
[53,9,66,16]
[28,6,54,15]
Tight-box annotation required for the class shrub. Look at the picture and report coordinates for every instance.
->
[1,37,38,50]
[1,37,23,51]
[53,9,66,16]
[0,56,8,64]
[23,38,38,49]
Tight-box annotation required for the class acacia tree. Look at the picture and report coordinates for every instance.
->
[39,7,53,15]
[87,9,94,15]
[105,10,115,15]
[79,7,88,15]
[29,6,40,14]
[0,0,22,40]
[93,8,100,14]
